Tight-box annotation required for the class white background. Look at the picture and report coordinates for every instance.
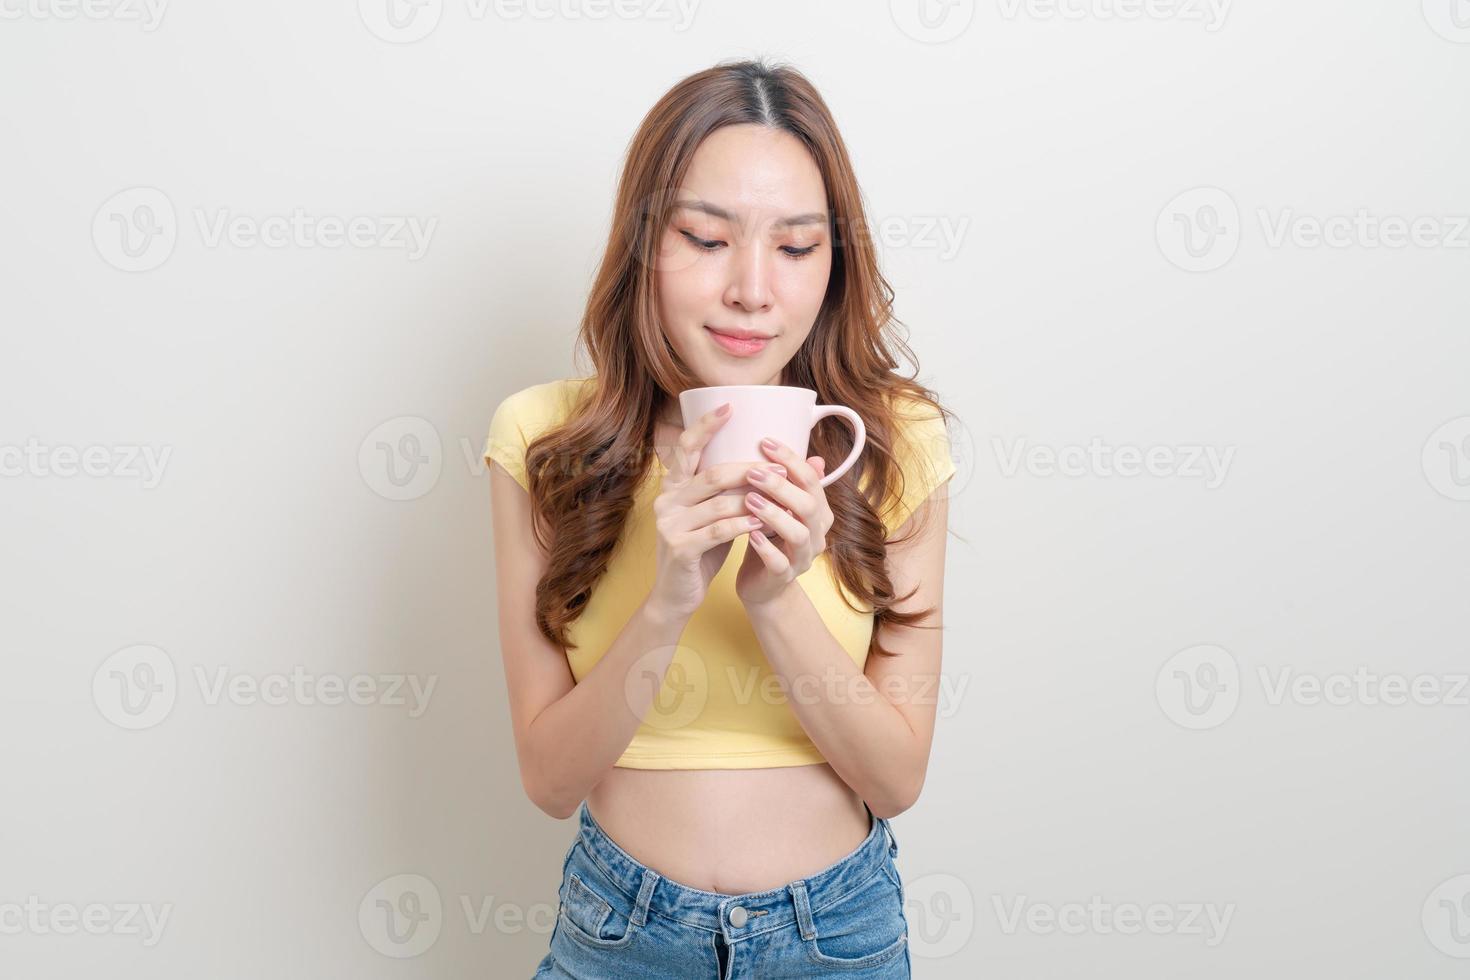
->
[3,1,1469,977]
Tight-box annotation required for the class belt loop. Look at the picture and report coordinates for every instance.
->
[577,802,594,853]
[880,816,899,858]
[559,835,578,880]
[788,880,817,941]
[630,868,659,927]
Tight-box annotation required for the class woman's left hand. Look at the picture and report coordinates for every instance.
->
[735,437,835,608]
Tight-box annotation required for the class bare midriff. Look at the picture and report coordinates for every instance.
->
[586,764,873,895]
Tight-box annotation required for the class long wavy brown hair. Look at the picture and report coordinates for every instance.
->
[523,57,956,660]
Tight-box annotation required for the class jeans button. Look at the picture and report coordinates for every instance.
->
[728,906,748,928]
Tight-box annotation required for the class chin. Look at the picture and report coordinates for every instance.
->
[698,366,773,386]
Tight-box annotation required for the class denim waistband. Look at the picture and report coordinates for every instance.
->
[574,800,899,941]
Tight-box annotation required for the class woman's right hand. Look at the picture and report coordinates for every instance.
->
[647,403,786,621]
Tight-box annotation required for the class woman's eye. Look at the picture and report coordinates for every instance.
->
[782,244,819,260]
[681,230,725,251]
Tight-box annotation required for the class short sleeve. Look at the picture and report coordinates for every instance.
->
[882,399,957,535]
[484,394,532,492]
[483,378,591,493]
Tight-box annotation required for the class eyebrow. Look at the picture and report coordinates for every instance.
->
[673,199,829,230]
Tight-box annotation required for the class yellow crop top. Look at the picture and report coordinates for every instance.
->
[485,377,955,770]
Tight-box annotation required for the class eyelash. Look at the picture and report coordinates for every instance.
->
[680,230,820,261]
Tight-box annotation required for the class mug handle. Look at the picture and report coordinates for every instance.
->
[810,405,867,488]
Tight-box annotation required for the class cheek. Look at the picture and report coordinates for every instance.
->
[783,254,832,313]
[658,260,726,313]
[655,271,717,353]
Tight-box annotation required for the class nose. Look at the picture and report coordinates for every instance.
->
[722,238,773,315]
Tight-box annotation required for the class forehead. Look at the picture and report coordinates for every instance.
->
[676,124,828,221]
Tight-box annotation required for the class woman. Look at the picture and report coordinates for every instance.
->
[486,58,957,979]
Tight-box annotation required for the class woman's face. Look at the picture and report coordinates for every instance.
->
[654,124,833,395]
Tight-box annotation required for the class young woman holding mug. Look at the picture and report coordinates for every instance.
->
[485,58,957,979]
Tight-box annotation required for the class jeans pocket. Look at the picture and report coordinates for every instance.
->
[802,868,909,970]
[557,846,638,950]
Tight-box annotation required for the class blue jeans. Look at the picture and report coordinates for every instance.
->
[533,801,911,978]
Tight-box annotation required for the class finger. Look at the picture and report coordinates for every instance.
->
[748,530,792,573]
[759,437,819,489]
[744,465,814,521]
[673,460,784,507]
[810,456,826,477]
[744,491,808,546]
[672,488,761,535]
[675,512,766,555]
[667,402,731,484]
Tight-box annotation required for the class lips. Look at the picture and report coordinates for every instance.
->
[705,325,770,357]
[705,325,772,341]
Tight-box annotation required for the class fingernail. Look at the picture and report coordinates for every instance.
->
[716,403,731,417]
[768,465,786,477]
[761,437,778,451]
[746,492,766,509]
[747,468,767,483]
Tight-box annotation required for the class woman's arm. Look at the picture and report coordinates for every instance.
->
[489,462,690,819]
[742,485,951,819]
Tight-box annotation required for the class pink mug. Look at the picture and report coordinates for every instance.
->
[678,385,867,491]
